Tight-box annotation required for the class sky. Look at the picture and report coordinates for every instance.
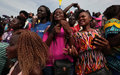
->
[0,0,120,17]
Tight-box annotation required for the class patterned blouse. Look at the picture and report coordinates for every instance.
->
[73,29,106,75]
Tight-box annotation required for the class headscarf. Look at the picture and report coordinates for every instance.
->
[104,18,120,38]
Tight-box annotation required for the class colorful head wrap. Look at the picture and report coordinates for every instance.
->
[104,18,120,38]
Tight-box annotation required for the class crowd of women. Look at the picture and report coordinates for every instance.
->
[0,3,120,75]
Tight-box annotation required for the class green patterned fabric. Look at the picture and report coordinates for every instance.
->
[0,42,9,75]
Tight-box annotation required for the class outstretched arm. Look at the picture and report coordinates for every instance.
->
[63,3,80,14]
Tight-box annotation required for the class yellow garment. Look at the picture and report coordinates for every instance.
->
[59,0,62,6]
[104,18,120,31]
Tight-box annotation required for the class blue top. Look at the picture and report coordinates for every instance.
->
[31,21,51,38]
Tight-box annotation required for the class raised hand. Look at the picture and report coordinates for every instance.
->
[92,35,111,54]
[64,45,78,57]
[52,24,61,34]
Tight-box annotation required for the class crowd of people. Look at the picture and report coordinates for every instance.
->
[0,3,120,75]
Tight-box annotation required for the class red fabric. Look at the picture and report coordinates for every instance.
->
[71,24,80,33]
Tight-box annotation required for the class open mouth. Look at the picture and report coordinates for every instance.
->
[79,20,85,24]
[56,15,60,18]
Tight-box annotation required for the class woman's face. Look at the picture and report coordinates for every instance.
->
[6,35,18,59]
[37,6,47,19]
[10,18,20,30]
[54,9,64,21]
[78,12,92,26]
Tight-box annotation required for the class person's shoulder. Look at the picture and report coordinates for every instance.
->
[45,21,51,26]
[44,26,50,34]
[47,21,51,24]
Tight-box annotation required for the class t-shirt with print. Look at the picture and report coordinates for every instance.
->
[31,21,51,38]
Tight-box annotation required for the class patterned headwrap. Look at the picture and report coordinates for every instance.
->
[104,18,120,38]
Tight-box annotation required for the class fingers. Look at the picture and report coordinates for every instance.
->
[71,45,78,56]
[63,48,71,55]
[94,38,108,46]
[63,48,68,51]
[63,45,78,57]
[63,47,72,55]
[60,20,68,26]
[93,36,110,50]
[53,24,61,34]
[97,36,108,42]
[93,41,104,47]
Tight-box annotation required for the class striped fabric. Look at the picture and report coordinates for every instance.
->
[0,42,9,75]
[106,47,120,72]
[73,29,106,75]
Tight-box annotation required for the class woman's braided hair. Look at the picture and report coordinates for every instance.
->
[13,29,48,75]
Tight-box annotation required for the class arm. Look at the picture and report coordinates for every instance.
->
[44,24,61,47]
[45,32,54,47]
[63,3,80,13]
[60,20,74,46]
[32,16,38,28]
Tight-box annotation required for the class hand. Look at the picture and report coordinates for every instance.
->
[60,20,68,27]
[52,24,61,34]
[92,35,111,51]
[72,3,78,7]
[60,20,72,35]
[32,16,38,23]
[64,45,78,57]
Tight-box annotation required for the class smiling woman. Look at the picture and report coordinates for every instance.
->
[42,8,74,75]
[70,9,112,75]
